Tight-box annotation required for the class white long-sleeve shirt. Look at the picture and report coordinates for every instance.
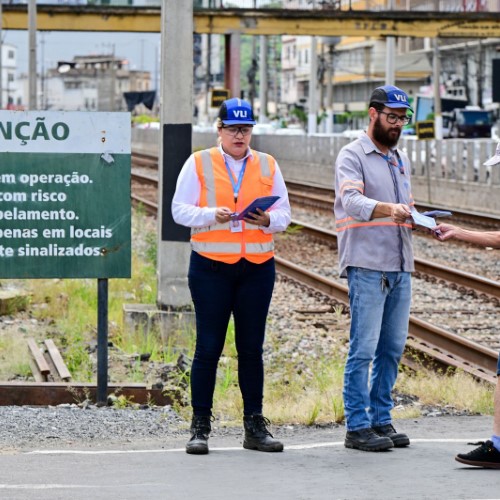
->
[172,145,291,234]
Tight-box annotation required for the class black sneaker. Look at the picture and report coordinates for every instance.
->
[373,423,410,447]
[345,427,393,451]
[455,440,500,469]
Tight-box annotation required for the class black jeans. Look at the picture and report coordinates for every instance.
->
[188,251,275,416]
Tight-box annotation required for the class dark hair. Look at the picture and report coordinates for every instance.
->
[369,101,385,112]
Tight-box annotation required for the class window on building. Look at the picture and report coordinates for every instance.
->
[8,50,15,60]
[7,73,14,82]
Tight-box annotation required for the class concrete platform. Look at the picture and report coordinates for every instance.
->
[0,415,498,500]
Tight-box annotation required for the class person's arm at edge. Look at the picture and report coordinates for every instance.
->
[435,223,500,248]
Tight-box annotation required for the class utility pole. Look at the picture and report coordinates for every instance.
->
[308,35,318,134]
[385,0,395,86]
[28,0,37,109]
[432,43,442,139]
[40,33,45,110]
[307,0,317,134]
[259,35,268,123]
[477,40,483,108]
[323,37,339,134]
[271,37,279,118]
[111,44,116,112]
[248,0,257,108]
[204,3,212,120]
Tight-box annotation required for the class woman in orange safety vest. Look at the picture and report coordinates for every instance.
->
[172,98,291,455]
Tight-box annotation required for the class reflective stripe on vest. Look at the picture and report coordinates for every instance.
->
[191,241,275,254]
[336,216,413,231]
[191,147,275,264]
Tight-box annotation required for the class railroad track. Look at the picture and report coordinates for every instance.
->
[130,159,499,384]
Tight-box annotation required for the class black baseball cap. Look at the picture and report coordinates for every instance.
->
[218,98,256,125]
[369,85,413,112]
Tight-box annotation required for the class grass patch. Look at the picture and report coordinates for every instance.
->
[396,368,494,415]
[0,336,32,380]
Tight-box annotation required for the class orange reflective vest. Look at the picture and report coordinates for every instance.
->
[191,147,276,264]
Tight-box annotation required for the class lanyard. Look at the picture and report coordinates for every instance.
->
[378,150,405,175]
[224,157,248,206]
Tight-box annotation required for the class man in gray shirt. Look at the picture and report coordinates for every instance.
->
[334,85,414,451]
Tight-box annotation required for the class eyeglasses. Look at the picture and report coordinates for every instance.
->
[378,111,411,125]
[222,126,253,136]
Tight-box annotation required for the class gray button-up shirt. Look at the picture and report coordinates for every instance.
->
[334,132,415,278]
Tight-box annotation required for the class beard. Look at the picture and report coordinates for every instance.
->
[372,115,401,149]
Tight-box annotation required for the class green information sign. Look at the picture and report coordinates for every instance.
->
[0,111,131,278]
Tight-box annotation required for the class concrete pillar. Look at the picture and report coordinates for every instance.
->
[156,1,193,309]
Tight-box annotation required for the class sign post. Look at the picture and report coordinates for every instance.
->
[0,111,131,404]
[416,120,435,204]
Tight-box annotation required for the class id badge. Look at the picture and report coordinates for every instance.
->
[230,220,243,233]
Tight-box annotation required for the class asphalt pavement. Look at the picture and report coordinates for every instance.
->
[0,415,499,500]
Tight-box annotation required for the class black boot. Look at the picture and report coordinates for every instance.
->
[243,414,284,452]
[186,415,211,455]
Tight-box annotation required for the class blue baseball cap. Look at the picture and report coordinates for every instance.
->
[218,98,256,125]
[369,85,413,112]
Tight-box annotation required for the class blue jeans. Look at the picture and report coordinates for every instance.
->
[188,252,275,417]
[344,267,412,431]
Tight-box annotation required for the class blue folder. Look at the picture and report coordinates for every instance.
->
[231,196,280,221]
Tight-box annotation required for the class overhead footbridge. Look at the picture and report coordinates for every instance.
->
[1,5,500,38]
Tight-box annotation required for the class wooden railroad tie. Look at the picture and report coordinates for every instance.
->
[27,338,72,383]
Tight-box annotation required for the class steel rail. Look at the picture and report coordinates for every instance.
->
[275,256,498,385]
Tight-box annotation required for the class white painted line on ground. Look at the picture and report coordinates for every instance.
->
[0,483,162,490]
[26,438,486,455]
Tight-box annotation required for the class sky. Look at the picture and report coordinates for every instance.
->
[3,29,161,81]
